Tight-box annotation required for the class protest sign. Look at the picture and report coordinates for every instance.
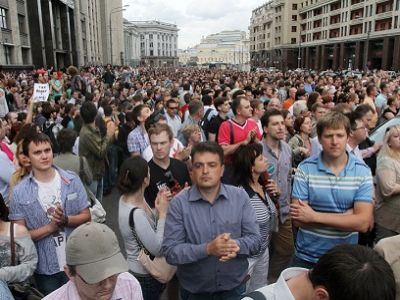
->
[33,83,49,102]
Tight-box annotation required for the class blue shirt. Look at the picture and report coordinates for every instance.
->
[9,167,89,275]
[292,152,373,263]
[162,184,261,294]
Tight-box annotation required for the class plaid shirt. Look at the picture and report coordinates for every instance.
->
[43,272,143,300]
[127,126,149,154]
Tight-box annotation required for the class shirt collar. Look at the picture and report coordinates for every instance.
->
[273,267,308,299]
[27,166,73,185]
[317,151,355,174]
[188,184,229,202]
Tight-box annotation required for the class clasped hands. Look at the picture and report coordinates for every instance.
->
[207,233,240,262]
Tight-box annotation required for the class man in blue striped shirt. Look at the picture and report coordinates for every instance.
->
[290,112,373,268]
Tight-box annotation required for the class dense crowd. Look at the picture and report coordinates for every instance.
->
[0,64,399,300]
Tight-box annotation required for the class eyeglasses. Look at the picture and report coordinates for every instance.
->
[77,272,119,287]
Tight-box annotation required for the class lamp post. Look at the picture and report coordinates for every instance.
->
[109,5,129,65]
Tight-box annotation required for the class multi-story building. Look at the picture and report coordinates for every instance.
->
[298,0,400,70]
[129,20,179,67]
[0,0,31,68]
[178,30,250,70]
[99,0,124,66]
[123,20,140,66]
[249,0,301,70]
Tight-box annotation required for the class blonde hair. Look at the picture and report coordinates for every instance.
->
[378,125,400,161]
[182,124,200,141]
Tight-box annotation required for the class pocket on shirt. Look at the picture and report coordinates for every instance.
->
[220,221,241,238]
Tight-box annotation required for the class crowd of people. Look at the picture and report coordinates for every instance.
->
[0,64,399,299]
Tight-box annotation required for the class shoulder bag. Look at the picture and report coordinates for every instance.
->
[129,208,176,284]
[9,221,44,300]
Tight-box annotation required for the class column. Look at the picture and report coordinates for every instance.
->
[305,47,310,69]
[381,37,390,70]
[332,43,339,70]
[355,41,361,70]
[339,43,345,69]
[315,46,320,70]
[393,36,400,70]
[320,45,326,70]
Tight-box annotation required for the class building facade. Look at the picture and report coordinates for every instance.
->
[99,0,124,66]
[249,0,301,70]
[298,0,400,71]
[250,0,400,71]
[129,20,179,67]
[0,0,32,68]
[123,19,140,66]
[178,30,250,70]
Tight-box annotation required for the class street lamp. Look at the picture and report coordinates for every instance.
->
[110,5,129,65]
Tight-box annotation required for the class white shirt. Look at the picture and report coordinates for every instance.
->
[346,144,363,160]
[34,170,62,219]
[242,268,308,300]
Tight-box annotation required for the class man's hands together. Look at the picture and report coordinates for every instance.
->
[206,233,240,262]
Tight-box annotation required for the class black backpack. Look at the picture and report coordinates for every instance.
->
[201,108,214,140]
[42,121,60,154]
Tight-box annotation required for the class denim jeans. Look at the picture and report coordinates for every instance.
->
[0,280,13,300]
[34,271,68,296]
[89,178,103,203]
[103,144,119,193]
[180,283,246,300]
[132,273,165,300]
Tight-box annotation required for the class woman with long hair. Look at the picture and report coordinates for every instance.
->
[118,156,171,300]
[375,125,400,242]
[232,143,279,292]
[282,110,295,142]
[288,115,312,168]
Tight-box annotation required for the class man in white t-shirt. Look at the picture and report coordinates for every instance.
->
[242,245,395,300]
[9,132,91,295]
[44,222,143,300]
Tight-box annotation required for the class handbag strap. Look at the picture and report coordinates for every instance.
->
[129,208,153,258]
[10,221,16,266]
[242,291,267,300]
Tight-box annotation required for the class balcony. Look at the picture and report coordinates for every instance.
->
[375,11,393,20]
[1,28,12,44]
[20,32,29,46]
[350,17,364,25]
[329,23,341,29]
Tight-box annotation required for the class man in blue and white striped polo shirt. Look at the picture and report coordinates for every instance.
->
[290,111,373,268]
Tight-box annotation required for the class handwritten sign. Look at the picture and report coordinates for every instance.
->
[33,83,49,103]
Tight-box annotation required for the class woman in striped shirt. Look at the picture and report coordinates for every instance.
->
[233,143,279,292]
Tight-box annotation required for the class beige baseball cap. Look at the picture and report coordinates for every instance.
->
[66,222,128,284]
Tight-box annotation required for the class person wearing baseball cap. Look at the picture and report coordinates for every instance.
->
[44,222,143,300]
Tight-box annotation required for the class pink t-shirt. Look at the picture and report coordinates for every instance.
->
[43,272,143,300]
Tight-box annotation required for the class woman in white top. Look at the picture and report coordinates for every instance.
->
[118,156,171,300]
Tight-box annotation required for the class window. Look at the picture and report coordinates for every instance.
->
[4,45,11,64]
[292,3,298,10]
[292,15,297,21]
[18,14,26,34]
[0,8,7,29]
[150,50,153,56]
[149,34,153,39]
[291,38,297,44]
[292,26,297,32]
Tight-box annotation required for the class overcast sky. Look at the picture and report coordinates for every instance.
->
[123,0,261,49]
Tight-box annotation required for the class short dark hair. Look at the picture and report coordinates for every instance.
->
[80,101,98,124]
[118,156,149,195]
[57,128,77,153]
[191,141,224,165]
[214,96,228,111]
[354,103,375,117]
[232,143,263,186]
[345,111,363,131]
[103,105,113,117]
[231,96,247,116]
[366,84,376,96]
[144,112,167,132]
[22,132,52,156]
[188,100,203,116]
[132,104,147,125]
[309,244,395,300]
[260,108,283,129]
[201,94,213,106]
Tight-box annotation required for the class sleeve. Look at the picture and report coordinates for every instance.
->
[217,121,230,145]
[292,166,310,201]
[235,190,261,256]
[0,155,14,187]
[81,156,93,186]
[0,235,38,283]
[80,131,109,159]
[208,118,218,134]
[127,132,140,153]
[161,196,208,265]
[134,209,165,257]
[354,166,373,202]
[8,187,26,221]
[65,176,90,216]
[376,161,400,197]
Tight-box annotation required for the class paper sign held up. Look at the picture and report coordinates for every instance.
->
[33,83,50,103]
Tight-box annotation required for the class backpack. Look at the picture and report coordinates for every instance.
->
[201,108,214,140]
[42,121,61,154]
[73,75,87,94]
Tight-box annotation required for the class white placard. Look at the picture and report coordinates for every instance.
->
[33,83,50,103]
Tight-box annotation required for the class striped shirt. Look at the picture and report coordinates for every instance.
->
[43,272,143,300]
[9,167,89,275]
[127,126,149,154]
[243,186,278,257]
[292,152,373,263]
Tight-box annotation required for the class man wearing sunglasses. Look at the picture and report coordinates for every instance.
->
[44,222,143,300]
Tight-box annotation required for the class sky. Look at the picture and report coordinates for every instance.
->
[123,0,262,49]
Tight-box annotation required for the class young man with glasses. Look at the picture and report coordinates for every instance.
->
[43,222,143,300]
[164,99,181,138]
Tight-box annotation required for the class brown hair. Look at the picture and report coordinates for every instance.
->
[147,123,173,142]
[316,112,351,138]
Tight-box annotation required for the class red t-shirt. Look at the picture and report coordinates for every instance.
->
[218,118,262,145]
